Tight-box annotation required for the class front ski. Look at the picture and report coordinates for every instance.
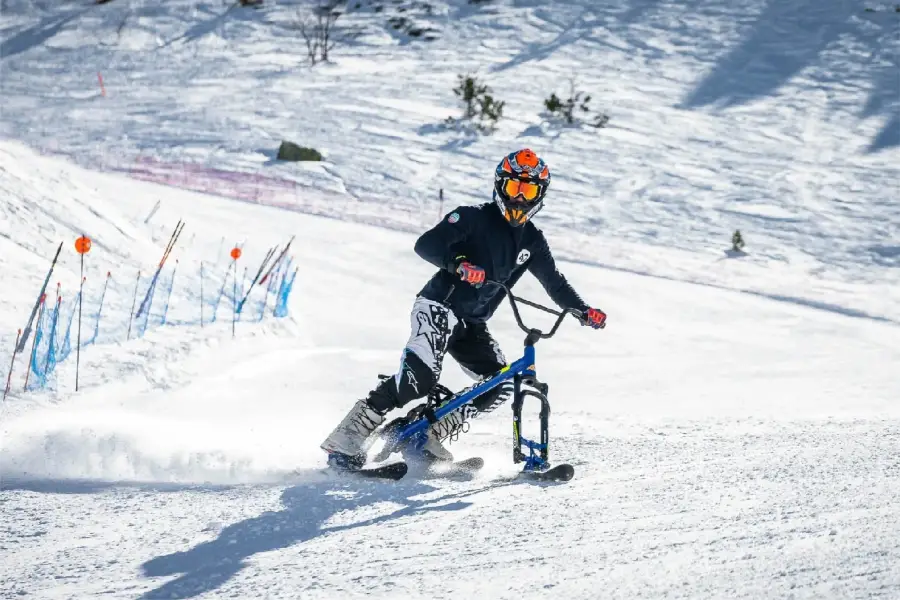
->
[427,456,484,477]
[519,463,574,482]
[331,461,409,481]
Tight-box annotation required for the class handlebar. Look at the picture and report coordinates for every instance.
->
[485,280,583,343]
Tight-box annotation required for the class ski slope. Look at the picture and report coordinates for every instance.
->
[1,0,899,598]
[1,142,899,600]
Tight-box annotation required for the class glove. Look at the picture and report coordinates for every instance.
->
[456,261,486,288]
[581,307,607,329]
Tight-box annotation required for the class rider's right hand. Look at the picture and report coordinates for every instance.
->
[456,261,486,288]
[581,307,607,329]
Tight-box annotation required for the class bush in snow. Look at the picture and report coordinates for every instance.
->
[447,74,505,134]
[732,230,746,252]
[544,81,609,129]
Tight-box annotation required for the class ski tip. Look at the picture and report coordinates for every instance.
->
[552,464,575,482]
[383,462,409,479]
[457,457,485,471]
[521,463,574,482]
[426,456,485,478]
[345,462,408,481]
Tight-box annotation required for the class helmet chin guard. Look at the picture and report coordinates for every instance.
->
[493,191,544,227]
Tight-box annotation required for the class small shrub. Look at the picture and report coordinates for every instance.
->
[453,74,489,119]
[294,1,361,66]
[277,141,322,161]
[448,74,504,133]
[544,80,609,129]
[543,91,590,124]
[732,230,745,252]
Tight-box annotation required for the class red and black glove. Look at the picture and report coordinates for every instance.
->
[456,261,486,288]
[581,307,607,329]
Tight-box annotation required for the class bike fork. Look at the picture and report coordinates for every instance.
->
[512,374,551,471]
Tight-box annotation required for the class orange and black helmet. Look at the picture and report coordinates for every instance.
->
[493,148,550,227]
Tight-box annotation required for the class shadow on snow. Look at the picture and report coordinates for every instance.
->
[482,0,896,153]
[137,473,493,599]
[680,0,898,152]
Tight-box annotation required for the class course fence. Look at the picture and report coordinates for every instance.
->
[18,256,297,392]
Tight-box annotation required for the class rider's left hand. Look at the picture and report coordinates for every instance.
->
[581,308,607,329]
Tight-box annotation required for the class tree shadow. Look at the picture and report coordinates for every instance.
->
[138,473,486,599]
[0,10,84,60]
[156,4,238,48]
[489,1,671,73]
[680,0,898,152]
[416,122,479,151]
[490,6,606,73]
[614,0,666,25]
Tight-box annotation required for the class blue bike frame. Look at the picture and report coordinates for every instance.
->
[393,281,581,471]
[396,346,537,441]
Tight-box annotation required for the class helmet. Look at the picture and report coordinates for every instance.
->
[493,148,550,227]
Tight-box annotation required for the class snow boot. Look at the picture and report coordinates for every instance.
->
[320,399,386,466]
[421,404,478,462]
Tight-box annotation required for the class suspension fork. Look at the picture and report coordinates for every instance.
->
[512,373,551,470]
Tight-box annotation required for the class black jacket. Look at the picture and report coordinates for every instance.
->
[415,203,588,323]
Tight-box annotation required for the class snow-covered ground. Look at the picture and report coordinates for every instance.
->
[1,145,898,599]
[1,0,899,598]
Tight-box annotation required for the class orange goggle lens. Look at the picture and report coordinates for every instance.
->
[503,178,540,202]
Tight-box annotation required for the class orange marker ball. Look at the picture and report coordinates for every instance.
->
[230,247,242,260]
[75,235,92,254]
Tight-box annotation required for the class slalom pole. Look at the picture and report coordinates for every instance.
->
[260,236,295,286]
[136,220,184,320]
[161,260,178,326]
[4,329,22,401]
[24,296,46,391]
[230,246,242,338]
[143,200,161,224]
[74,235,91,392]
[237,245,277,313]
[127,270,141,341]
[17,242,63,353]
[92,271,111,343]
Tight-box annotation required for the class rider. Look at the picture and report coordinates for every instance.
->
[321,148,607,467]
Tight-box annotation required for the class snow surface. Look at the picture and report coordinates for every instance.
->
[1,0,899,598]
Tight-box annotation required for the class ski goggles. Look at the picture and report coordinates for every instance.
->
[502,178,542,202]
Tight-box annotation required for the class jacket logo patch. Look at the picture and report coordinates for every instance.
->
[516,249,531,265]
[448,212,460,224]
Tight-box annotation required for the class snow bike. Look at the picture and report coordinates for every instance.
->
[360,281,581,482]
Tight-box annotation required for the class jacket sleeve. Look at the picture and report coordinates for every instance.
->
[414,207,476,273]
[527,232,589,313]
